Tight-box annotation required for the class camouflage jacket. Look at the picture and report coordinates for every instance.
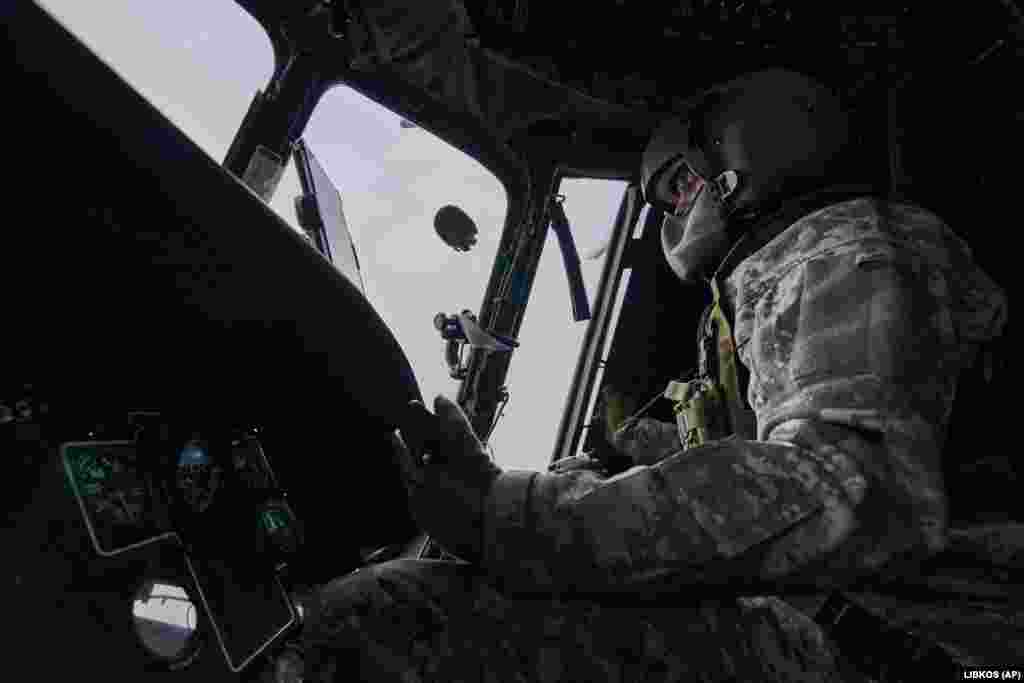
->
[482,198,1008,602]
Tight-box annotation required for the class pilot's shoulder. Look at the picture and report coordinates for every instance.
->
[734,197,962,282]
[789,197,954,259]
[727,198,886,304]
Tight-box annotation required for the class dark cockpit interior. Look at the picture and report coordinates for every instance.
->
[4,1,1018,679]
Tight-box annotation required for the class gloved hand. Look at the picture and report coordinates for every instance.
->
[391,395,501,563]
[600,385,638,443]
[601,386,681,466]
[549,454,608,477]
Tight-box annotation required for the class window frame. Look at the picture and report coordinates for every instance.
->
[550,182,644,466]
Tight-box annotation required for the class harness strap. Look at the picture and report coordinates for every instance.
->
[710,279,756,440]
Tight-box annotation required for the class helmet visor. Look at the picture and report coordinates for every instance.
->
[651,156,706,218]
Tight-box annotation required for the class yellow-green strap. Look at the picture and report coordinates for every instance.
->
[710,279,756,439]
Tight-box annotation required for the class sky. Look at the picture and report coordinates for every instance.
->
[38,0,627,472]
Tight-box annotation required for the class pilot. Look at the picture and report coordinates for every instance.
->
[301,70,1010,681]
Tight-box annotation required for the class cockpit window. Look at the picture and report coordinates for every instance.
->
[36,0,309,231]
[301,85,507,407]
[38,1,270,157]
[488,179,629,470]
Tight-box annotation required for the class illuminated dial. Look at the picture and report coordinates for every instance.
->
[61,441,158,555]
[260,501,300,555]
[175,440,222,513]
[75,449,146,524]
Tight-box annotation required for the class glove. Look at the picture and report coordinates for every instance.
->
[601,386,682,466]
[392,395,501,562]
[601,385,638,443]
[549,454,608,476]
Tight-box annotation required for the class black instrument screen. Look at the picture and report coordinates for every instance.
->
[229,437,277,493]
[185,553,296,672]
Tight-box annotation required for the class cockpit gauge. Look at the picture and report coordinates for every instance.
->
[61,441,175,556]
[229,436,277,493]
[175,439,222,513]
[260,500,301,557]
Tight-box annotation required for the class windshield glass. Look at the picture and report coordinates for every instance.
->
[300,86,506,415]
[38,0,312,232]
[491,180,630,469]
[39,1,268,158]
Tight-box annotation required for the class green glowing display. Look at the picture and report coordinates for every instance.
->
[61,441,169,556]
[261,508,288,533]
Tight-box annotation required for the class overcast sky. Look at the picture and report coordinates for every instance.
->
[40,0,627,471]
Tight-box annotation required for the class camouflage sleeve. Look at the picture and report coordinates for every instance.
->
[481,201,1007,594]
[482,436,844,593]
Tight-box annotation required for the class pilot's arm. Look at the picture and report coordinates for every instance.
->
[480,223,1005,594]
[400,214,1005,595]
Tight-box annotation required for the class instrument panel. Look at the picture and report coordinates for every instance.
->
[62,423,298,560]
[60,414,303,674]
